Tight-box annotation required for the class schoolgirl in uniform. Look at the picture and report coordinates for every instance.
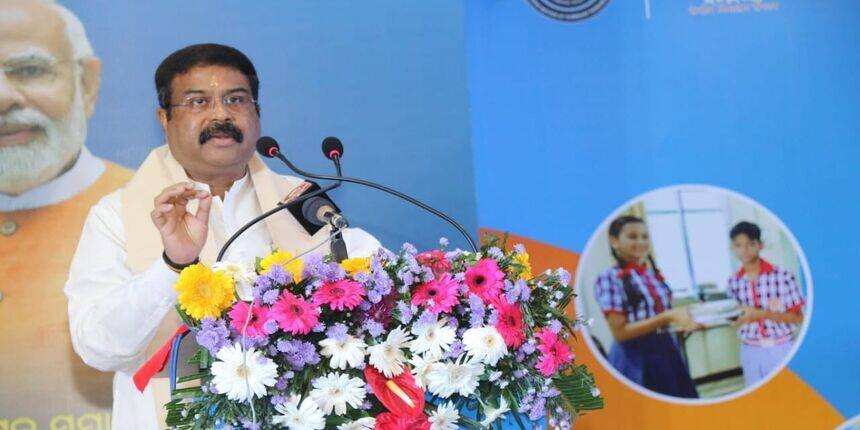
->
[594,215,699,398]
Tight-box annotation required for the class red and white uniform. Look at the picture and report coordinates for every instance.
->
[727,259,805,346]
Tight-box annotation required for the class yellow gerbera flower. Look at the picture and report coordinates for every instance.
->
[259,249,304,282]
[175,264,236,320]
[513,253,533,280]
[340,257,371,276]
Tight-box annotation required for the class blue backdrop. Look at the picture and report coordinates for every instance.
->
[466,0,859,418]
[68,0,477,252]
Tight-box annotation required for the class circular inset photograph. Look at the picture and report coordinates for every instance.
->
[575,185,812,403]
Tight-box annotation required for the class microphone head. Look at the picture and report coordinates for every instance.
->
[322,136,344,160]
[256,136,280,158]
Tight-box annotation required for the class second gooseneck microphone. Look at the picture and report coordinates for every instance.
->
[255,136,478,252]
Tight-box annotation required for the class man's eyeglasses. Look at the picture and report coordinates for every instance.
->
[168,94,258,114]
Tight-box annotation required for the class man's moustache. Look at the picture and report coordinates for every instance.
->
[199,121,244,145]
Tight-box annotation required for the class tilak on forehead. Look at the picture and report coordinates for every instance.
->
[209,74,219,87]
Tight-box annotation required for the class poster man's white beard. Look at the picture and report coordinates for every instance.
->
[0,89,87,196]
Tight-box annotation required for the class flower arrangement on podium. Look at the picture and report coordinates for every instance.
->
[161,234,603,429]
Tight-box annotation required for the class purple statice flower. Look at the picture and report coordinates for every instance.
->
[514,244,526,254]
[364,320,385,338]
[241,418,261,430]
[445,249,464,261]
[401,242,418,256]
[360,400,373,410]
[541,387,560,398]
[439,237,449,248]
[406,255,421,273]
[421,266,436,282]
[520,339,537,355]
[359,301,373,311]
[454,272,466,282]
[548,319,563,334]
[312,321,326,333]
[281,340,320,370]
[275,376,290,391]
[301,254,325,280]
[239,335,268,349]
[397,269,415,287]
[487,309,499,325]
[413,310,438,331]
[513,369,528,379]
[262,289,280,305]
[396,301,414,324]
[267,264,290,285]
[515,350,526,362]
[196,318,230,355]
[528,397,547,421]
[263,319,279,335]
[318,261,347,282]
[556,268,571,286]
[271,395,287,406]
[326,323,349,342]
[486,247,504,259]
[505,279,530,304]
[255,275,273,290]
[354,270,371,284]
[367,289,382,304]
[444,341,465,360]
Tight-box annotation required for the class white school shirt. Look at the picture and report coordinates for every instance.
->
[64,172,381,429]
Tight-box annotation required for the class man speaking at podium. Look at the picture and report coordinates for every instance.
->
[65,44,380,429]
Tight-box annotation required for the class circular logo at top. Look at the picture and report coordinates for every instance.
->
[527,0,611,22]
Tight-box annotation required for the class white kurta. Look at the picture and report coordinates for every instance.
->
[64,173,381,429]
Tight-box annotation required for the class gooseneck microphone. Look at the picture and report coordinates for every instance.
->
[215,136,342,262]
[256,136,478,252]
[302,196,349,230]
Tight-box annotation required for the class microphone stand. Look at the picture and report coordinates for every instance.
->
[268,149,478,253]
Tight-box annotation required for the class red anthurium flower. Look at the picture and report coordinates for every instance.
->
[364,365,425,418]
[374,412,430,430]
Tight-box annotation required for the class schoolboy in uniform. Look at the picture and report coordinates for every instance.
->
[727,221,804,386]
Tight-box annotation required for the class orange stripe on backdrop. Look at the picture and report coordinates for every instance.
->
[481,229,844,430]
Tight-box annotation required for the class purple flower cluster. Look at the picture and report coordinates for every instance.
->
[196,318,230,355]
[277,339,320,370]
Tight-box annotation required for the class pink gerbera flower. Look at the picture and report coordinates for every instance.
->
[465,258,505,304]
[271,291,319,335]
[494,299,526,349]
[411,273,459,314]
[227,301,271,339]
[535,328,573,377]
[416,249,452,276]
[313,279,365,311]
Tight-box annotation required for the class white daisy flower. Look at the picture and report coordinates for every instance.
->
[410,317,456,360]
[428,401,460,430]
[462,326,508,366]
[210,343,277,402]
[310,372,367,416]
[337,417,376,430]
[426,357,485,398]
[367,326,412,377]
[408,353,438,389]
[480,397,510,427]
[212,261,256,301]
[319,334,367,370]
[272,394,326,430]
